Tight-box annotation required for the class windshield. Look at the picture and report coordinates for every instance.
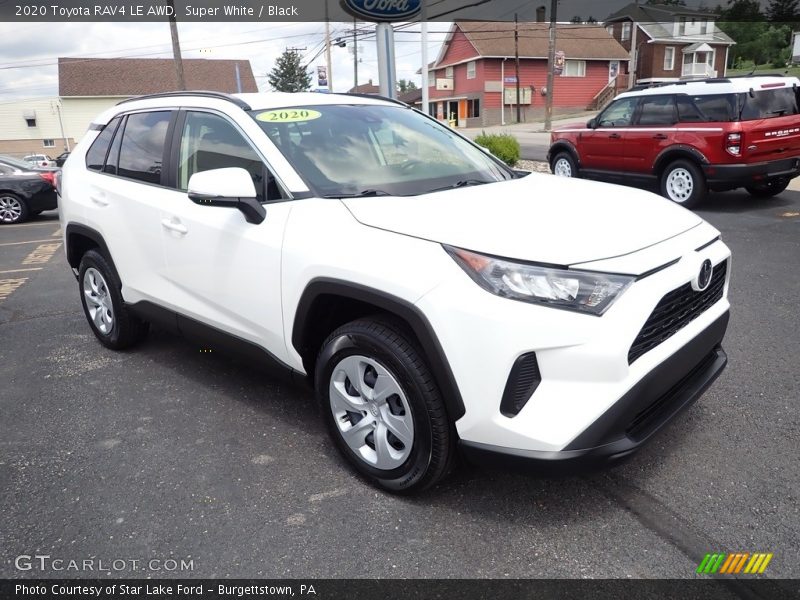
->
[251,104,513,197]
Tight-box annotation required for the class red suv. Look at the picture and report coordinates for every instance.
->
[548,75,800,208]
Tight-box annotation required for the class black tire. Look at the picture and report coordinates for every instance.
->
[660,160,707,209]
[550,151,579,178]
[0,192,29,224]
[315,318,454,493]
[746,178,790,198]
[78,249,148,350]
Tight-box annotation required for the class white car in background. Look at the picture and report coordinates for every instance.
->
[59,91,732,493]
[23,154,57,168]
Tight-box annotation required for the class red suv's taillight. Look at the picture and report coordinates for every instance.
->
[725,132,742,157]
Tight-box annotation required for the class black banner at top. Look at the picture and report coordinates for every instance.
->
[0,0,789,22]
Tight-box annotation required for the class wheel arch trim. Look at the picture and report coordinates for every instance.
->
[548,141,581,168]
[653,146,709,176]
[65,223,117,275]
[292,278,466,421]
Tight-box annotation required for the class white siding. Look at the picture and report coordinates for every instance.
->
[59,97,128,141]
[0,98,65,140]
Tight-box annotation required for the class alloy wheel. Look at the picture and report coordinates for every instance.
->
[0,195,23,223]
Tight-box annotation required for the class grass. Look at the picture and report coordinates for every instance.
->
[727,64,800,77]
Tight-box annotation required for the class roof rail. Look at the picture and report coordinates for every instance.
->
[339,92,410,107]
[116,90,251,110]
[724,73,789,79]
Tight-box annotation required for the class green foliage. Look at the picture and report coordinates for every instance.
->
[474,133,521,167]
[718,0,792,68]
[397,79,418,94]
[267,50,312,93]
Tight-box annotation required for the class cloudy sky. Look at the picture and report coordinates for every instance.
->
[0,21,454,100]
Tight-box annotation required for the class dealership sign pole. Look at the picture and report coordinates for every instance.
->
[341,0,422,100]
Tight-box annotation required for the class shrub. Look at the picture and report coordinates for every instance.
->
[473,132,521,167]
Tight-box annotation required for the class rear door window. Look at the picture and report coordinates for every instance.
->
[117,111,172,185]
[637,95,677,126]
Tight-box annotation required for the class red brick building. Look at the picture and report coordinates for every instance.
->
[426,21,630,127]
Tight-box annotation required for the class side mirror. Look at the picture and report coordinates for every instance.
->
[587,118,598,129]
[187,167,266,225]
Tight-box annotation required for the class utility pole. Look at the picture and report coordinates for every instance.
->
[515,14,521,123]
[544,0,558,131]
[324,0,334,91]
[353,17,359,90]
[166,0,185,90]
[629,14,638,89]
[421,0,429,115]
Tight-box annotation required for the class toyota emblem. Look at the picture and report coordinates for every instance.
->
[697,259,713,291]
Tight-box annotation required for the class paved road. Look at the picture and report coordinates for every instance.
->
[0,190,798,582]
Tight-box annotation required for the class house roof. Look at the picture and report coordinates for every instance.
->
[348,81,381,94]
[58,57,258,97]
[605,2,719,22]
[436,22,629,67]
[398,89,422,104]
[636,21,735,45]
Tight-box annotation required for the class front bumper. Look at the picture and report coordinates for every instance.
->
[460,311,728,472]
[704,157,800,186]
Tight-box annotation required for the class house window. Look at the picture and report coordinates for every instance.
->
[664,47,675,71]
[606,25,614,36]
[467,61,476,79]
[467,99,480,118]
[43,139,55,148]
[445,66,454,79]
[621,22,631,41]
[678,17,687,35]
[25,118,36,127]
[563,60,586,77]
[428,71,435,87]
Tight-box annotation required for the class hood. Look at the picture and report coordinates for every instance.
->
[342,174,702,266]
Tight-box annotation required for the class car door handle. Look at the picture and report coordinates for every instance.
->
[653,134,668,140]
[161,218,188,235]
[90,195,109,207]
[608,133,621,139]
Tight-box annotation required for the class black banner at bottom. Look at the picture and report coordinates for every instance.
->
[1,579,799,600]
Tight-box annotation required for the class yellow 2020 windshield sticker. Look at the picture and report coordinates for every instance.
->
[256,109,322,123]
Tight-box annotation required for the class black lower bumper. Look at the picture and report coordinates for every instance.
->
[460,311,729,473]
[703,157,800,186]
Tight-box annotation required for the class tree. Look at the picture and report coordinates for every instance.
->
[767,0,800,21]
[397,79,418,94]
[570,15,582,23]
[267,49,312,93]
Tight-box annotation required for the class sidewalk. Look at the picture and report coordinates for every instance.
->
[461,111,594,135]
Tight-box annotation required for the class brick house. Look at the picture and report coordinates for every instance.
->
[604,3,736,85]
[426,21,630,127]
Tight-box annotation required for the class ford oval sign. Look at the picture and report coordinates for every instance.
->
[341,0,422,22]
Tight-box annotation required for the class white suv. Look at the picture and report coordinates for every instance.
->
[60,91,731,492]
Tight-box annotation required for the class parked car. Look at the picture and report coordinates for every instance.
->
[0,157,58,224]
[23,154,57,168]
[55,151,71,167]
[60,91,731,492]
[549,75,800,208]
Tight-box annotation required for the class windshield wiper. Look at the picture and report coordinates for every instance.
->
[322,189,392,198]
[425,179,493,194]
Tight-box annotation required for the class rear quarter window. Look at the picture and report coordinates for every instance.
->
[85,117,121,171]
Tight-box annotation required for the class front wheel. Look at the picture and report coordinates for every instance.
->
[551,152,578,178]
[315,318,454,493]
[660,160,706,209]
[746,178,790,198]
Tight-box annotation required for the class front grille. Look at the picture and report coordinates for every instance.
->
[628,260,727,364]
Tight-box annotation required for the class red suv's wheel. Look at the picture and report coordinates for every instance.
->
[551,152,578,178]
[660,160,706,209]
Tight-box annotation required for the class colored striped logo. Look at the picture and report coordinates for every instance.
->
[696,552,773,575]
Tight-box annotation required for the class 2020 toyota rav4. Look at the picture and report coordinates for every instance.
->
[549,75,800,208]
[60,91,731,492]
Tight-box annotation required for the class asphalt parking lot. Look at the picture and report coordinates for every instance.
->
[1,188,798,582]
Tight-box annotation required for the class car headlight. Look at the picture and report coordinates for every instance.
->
[445,246,634,316]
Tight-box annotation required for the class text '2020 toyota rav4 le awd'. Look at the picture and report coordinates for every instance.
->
[60,91,731,492]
